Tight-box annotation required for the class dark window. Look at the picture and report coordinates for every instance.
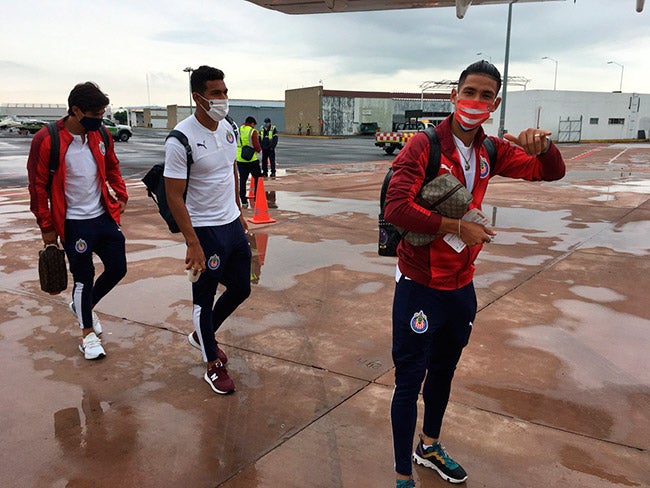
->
[589,118,599,125]
[608,118,625,125]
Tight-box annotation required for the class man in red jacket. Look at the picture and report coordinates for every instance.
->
[27,82,128,360]
[385,61,565,488]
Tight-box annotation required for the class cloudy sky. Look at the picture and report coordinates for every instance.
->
[1,0,648,109]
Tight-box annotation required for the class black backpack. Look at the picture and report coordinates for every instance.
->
[141,115,239,233]
[45,122,111,196]
[378,127,496,256]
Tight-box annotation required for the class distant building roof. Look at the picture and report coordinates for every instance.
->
[322,89,449,100]
[228,99,284,108]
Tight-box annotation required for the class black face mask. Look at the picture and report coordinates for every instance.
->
[80,116,102,132]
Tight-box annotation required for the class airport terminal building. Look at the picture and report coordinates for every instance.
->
[284,86,650,141]
[2,89,648,142]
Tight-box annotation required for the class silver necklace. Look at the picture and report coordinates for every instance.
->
[454,141,473,171]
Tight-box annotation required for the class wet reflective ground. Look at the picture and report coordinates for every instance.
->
[0,142,648,487]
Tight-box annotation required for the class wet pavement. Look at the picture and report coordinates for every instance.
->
[0,142,648,487]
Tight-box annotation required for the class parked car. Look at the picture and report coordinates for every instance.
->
[18,120,47,135]
[358,122,379,135]
[102,118,132,142]
[374,118,442,155]
[0,117,23,131]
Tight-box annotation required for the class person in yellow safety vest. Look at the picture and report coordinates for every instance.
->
[259,117,278,177]
[236,116,262,209]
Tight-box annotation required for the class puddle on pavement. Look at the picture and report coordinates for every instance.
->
[273,191,377,219]
[574,179,650,200]
[484,205,611,252]
[0,199,34,228]
[351,281,384,294]
[483,203,649,255]
[223,310,306,338]
[568,285,625,302]
[578,219,650,256]
[249,235,392,291]
[510,293,648,388]
[562,170,642,182]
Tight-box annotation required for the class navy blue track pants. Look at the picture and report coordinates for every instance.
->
[63,213,127,329]
[390,277,477,476]
[237,161,262,206]
[192,219,251,363]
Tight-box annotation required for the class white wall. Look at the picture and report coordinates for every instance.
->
[489,90,650,141]
[353,98,393,133]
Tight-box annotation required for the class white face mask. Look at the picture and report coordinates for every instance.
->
[198,95,229,121]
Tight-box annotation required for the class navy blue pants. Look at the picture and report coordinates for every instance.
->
[63,213,127,330]
[261,148,276,175]
[237,161,262,205]
[192,219,251,363]
[391,277,477,476]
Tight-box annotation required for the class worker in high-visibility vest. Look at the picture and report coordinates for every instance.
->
[236,116,262,208]
[259,117,278,177]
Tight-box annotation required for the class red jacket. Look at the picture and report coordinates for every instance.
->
[27,117,128,242]
[384,115,565,290]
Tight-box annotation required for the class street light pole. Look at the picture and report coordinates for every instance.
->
[541,56,558,90]
[607,61,624,92]
[183,67,194,113]
[498,2,513,138]
[476,52,492,63]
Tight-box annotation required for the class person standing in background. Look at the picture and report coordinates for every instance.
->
[236,116,263,209]
[259,117,278,177]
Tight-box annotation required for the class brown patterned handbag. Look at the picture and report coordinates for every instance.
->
[38,245,68,295]
[399,173,473,246]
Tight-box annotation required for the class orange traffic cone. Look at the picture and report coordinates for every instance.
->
[247,176,256,201]
[248,178,276,224]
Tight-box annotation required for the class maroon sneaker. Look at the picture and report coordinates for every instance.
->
[188,331,228,364]
[204,361,235,395]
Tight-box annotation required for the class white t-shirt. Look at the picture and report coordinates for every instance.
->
[164,115,240,227]
[452,134,476,192]
[65,134,104,219]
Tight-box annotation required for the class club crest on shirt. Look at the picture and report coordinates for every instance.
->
[75,239,88,253]
[410,310,428,334]
[99,141,106,156]
[207,254,221,270]
[226,131,235,144]
[479,156,490,178]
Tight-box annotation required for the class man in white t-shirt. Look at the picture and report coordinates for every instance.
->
[27,82,129,360]
[164,65,251,395]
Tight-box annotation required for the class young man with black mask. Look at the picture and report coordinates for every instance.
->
[27,82,128,360]
[385,61,566,487]
[164,65,251,395]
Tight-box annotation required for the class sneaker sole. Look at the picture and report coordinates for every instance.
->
[188,332,201,351]
[188,332,228,364]
[69,302,102,336]
[203,373,235,395]
[78,344,106,360]
[412,453,467,484]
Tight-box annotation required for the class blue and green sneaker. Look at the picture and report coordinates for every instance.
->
[395,478,415,488]
[412,437,467,483]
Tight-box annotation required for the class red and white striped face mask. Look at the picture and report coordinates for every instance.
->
[454,99,493,131]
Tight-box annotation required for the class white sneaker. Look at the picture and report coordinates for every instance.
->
[69,301,102,336]
[78,332,106,360]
